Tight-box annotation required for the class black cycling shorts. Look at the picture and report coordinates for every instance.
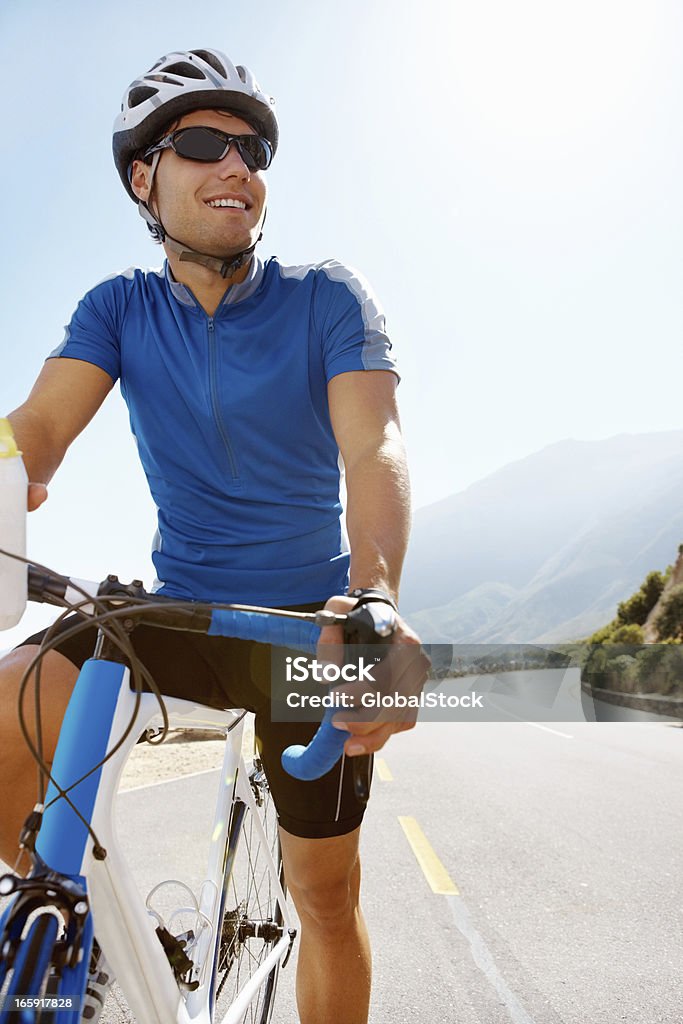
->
[17,607,372,840]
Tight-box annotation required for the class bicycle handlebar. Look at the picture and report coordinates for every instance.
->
[25,563,396,784]
[208,608,319,653]
[280,708,348,780]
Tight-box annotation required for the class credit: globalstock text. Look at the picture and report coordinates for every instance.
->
[285,691,485,710]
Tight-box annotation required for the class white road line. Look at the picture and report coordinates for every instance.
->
[522,721,574,739]
[119,766,221,793]
[486,698,573,739]
[447,894,539,1024]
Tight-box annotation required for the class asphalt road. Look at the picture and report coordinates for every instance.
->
[360,717,683,1024]
[103,705,682,1022]
[2,678,682,1023]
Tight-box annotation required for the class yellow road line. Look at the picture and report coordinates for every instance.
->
[375,757,393,781]
[398,816,459,895]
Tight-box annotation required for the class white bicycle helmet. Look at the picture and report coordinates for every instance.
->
[112,49,278,276]
[113,48,278,200]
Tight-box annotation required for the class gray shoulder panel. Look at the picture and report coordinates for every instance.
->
[318,260,394,372]
[277,262,319,282]
[49,267,146,358]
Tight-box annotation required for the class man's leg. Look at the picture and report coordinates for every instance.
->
[279,825,371,1024]
[0,646,78,869]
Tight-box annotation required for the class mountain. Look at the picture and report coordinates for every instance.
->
[402,431,683,643]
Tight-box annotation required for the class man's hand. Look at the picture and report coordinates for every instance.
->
[319,594,431,757]
[28,483,48,511]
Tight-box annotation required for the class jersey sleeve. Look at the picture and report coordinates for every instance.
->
[317,262,399,383]
[48,273,130,383]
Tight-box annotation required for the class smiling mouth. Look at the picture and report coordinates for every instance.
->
[205,198,248,210]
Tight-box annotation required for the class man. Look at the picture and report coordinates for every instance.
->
[0,49,427,1023]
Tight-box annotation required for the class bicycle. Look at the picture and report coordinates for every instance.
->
[0,557,393,1023]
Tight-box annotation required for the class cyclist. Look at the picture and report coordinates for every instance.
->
[0,48,428,1024]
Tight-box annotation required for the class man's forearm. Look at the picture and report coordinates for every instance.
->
[7,406,66,485]
[344,437,411,604]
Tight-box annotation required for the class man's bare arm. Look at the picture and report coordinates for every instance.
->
[327,369,410,602]
[324,369,429,757]
[8,359,115,509]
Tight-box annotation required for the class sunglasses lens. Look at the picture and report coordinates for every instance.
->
[173,127,228,162]
[238,136,272,170]
[172,127,272,170]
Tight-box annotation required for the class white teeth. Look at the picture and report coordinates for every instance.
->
[206,198,247,209]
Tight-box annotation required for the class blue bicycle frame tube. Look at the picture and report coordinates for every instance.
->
[35,659,128,875]
[25,658,123,1020]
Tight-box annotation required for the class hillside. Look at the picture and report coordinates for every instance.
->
[643,547,683,643]
[402,431,683,643]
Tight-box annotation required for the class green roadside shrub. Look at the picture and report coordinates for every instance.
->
[616,571,666,626]
[654,583,683,642]
[608,624,644,644]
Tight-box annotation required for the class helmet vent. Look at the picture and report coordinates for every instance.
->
[236,65,247,84]
[190,49,227,76]
[148,73,186,86]
[128,85,159,108]
[163,61,205,80]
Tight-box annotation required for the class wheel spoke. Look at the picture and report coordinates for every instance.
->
[212,761,287,1024]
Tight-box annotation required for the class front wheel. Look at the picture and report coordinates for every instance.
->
[0,912,60,1024]
[212,759,290,1024]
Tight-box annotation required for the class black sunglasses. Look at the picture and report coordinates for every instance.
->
[143,125,273,171]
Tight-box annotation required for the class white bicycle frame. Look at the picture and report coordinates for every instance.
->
[33,656,294,1024]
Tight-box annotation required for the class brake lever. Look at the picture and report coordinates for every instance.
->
[342,603,396,805]
[343,602,396,645]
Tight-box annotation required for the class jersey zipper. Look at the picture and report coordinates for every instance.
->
[207,317,240,483]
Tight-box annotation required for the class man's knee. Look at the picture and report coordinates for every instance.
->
[291,874,361,929]
[280,827,362,928]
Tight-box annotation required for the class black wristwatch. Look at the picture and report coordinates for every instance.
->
[347,587,399,613]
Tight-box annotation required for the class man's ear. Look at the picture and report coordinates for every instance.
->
[130,160,152,203]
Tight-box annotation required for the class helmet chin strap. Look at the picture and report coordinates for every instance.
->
[137,152,262,279]
[165,233,260,278]
[138,201,262,279]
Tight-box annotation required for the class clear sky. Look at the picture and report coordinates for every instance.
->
[1,0,681,645]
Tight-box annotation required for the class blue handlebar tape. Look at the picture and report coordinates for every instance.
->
[208,609,319,653]
[208,609,347,781]
[281,707,348,780]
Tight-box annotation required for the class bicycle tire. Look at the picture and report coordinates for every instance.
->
[212,758,286,1024]
[1,912,59,1023]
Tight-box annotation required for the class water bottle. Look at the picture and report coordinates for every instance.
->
[0,418,28,629]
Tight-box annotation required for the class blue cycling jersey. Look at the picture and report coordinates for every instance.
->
[51,256,398,606]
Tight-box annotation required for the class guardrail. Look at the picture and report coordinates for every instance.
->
[580,682,683,721]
